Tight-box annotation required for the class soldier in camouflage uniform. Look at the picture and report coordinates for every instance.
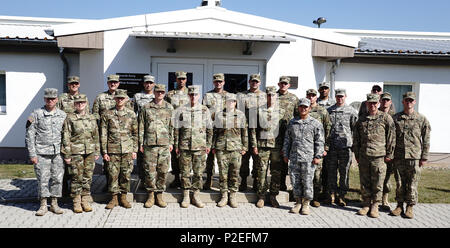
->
[133,75,156,188]
[283,98,324,215]
[277,76,299,191]
[202,73,229,190]
[100,89,138,209]
[26,88,67,216]
[174,85,213,208]
[61,94,99,213]
[317,82,336,109]
[358,85,396,118]
[250,86,287,208]
[326,89,358,207]
[305,88,331,208]
[165,71,190,188]
[138,84,174,208]
[57,76,90,197]
[391,92,431,219]
[237,74,266,192]
[378,92,397,211]
[212,93,247,208]
[353,93,396,218]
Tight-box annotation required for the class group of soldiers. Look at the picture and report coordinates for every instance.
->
[25,72,430,220]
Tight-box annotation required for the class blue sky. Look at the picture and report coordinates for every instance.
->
[1,0,450,32]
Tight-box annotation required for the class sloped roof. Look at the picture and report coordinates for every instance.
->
[0,23,55,41]
[357,37,450,56]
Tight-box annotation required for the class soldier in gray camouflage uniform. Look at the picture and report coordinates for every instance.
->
[212,93,247,208]
[61,94,99,213]
[100,89,138,209]
[391,92,431,219]
[202,73,229,190]
[353,93,396,218]
[26,88,67,216]
[283,98,324,215]
[138,84,174,208]
[174,85,213,208]
[326,89,358,207]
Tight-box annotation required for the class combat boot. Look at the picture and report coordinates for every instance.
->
[337,195,347,207]
[391,202,404,216]
[301,199,311,215]
[217,191,228,207]
[380,193,391,211]
[369,202,380,218]
[203,175,213,190]
[105,194,118,209]
[192,190,205,208]
[35,198,48,216]
[180,190,190,208]
[156,193,167,208]
[357,200,371,216]
[328,193,335,205]
[289,197,302,214]
[169,174,181,188]
[405,204,414,219]
[120,193,132,208]
[256,196,265,208]
[50,197,64,214]
[72,195,83,213]
[239,177,247,191]
[269,195,280,208]
[229,192,238,208]
[81,195,92,212]
[144,192,154,208]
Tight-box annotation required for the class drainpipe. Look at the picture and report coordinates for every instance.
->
[58,47,69,93]
[329,59,340,99]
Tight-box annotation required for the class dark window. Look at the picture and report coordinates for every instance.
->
[0,73,5,114]
[117,73,147,98]
[168,72,193,91]
[223,74,248,94]
[288,76,298,89]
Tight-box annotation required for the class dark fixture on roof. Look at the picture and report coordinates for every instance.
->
[313,17,326,28]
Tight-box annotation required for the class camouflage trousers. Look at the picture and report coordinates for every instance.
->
[358,155,386,204]
[394,159,421,205]
[255,148,283,196]
[240,151,257,179]
[204,152,216,177]
[69,153,95,198]
[289,161,316,200]
[327,148,352,196]
[179,150,207,191]
[383,161,399,194]
[312,159,323,200]
[34,154,64,198]
[143,145,170,193]
[134,151,145,180]
[107,153,133,194]
[215,150,241,193]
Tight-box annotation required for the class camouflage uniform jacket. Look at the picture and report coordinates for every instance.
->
[379,107,395,117]
[100,108,138,154]
[92,91,133,120]
[25,107,67,158]
[202,89,229,116]
[138,100,174,147]
[318,97,336,109]
[282,116,324,163]
[393,111,431,160]
[212,109,248,152]
[57,92,90,114]
[237,89,267,129]
[165,87,189,111]
[277,90,299,120]
[174,104,213,151]
[133,92,155,114]
[61,112,99,159]
[327,104,358,150]
[310,104,332,151]
[353,111,396,159]
[250,105,287,149]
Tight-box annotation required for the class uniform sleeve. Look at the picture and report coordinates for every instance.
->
[92,119,100,156]
[352,120,361,160]
[323,111,332,151]
[241,115,249,152]
[92,96,100,120]
[61,116,72,159]
[205,108,213,149]
[314,123,325,159]
[293,96,300,118]
[131,112,139,152]
[421,117,431,160]
[385,115,396,160]
[138,109,145,148]
[25,111,37,158]
[99,114,108,155]
[282,122,292,158]
[173,108,180,149]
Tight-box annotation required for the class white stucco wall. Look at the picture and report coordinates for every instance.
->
[79,50,104,110]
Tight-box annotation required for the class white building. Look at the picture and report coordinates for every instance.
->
[1,0,449,160]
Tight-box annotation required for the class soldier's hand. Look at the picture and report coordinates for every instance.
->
[283,157,289,164]
[313,158,320,165]
[384,157,392,163]
[212,149,216,155]
[132,152,137,160]
[419,159,427,167]
[64,158,71,164]
[140,146,144,153]
[252,147,258,155]
[169,145,173,152]
[30,157,38,165]
[95,155,100,160]
[241,150,246,155]
[176,148,180,155]
[103,154,110,162]
[323,151,327,157]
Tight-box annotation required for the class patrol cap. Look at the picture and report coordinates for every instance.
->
[143,75,155,83]
[381,92,392,100]
[279,76,291,84]
[154,84,166,92]
[225,93,237,102]
[73,94,88,103]
[249,74,261,82]
[335,88,347,97]
[319,82,330,89]
[266,86,277,95]
[306,89,318,96]
[114,89,128,98]
[298,98,311,107]
[176,71,187,79]
[366,93,380,103]
[44,88,58,98]
[403,91,416,100]
[372,84,382,92]
[67,76,80,84]
[188,85,200,94]
[107,74,120,82]
[213,73,225,82]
